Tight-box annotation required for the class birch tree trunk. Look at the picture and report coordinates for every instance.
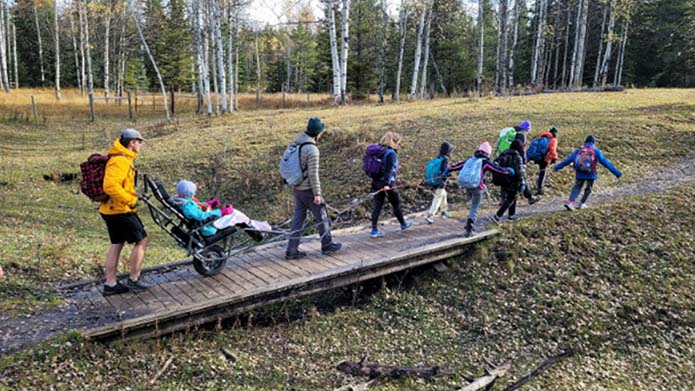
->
[78,2,86,95]
[103,4,111,99]
[599,0,616,87]
[210,25,219,114]
[11,15,17,88]
[227,3,235,111]
[560,2,571,88]
[70,10,81,92]
[569,0,582,87]
[410,1,425,100]
[211,0,226,113]
[326,0,341,103]
[418,2,431,99]
[254,33,261,109]
[395,1,408,101]
[54,0,60,99]
[193,0,211,114]
[573,0,590,87]
[127,0,170,120]
[531,0,547,87]
[82,0,93,96]
[495,0,508,94]
[477,0,484,94]
[552,4,561,89]
[429,52,447,96]
[339,0,351,104]
[234,20,239,110]
[377,0,387,103]
[0,2,9,92]
[34,1,46,86]
[500,0,510,93]
[614,20,628,86]
[593,1,608,87]
[117,5,126,97]
[507,0,520,92]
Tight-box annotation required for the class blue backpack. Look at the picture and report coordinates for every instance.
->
[279,142,311,186]
[526,137,550,162]
[458,158,484,189]
[363,144,390,179]
[424,156,446,186]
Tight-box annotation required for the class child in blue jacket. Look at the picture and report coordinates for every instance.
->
[553,135,622,210]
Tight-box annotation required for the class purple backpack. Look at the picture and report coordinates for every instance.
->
[363,144,387,179]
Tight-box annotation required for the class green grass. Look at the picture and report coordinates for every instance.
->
[1,181,693,390]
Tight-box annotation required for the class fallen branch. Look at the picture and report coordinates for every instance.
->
[501,349,574,391]
[336,360,455,380]
[149,355,174,385]
[456,362,511,391]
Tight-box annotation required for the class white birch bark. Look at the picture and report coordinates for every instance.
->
[326,0,341,103]
[569,0,582,87]
[227,3,235,111]
[500,0,510,92]
[211,0,226,113]
[409,1,425,100]
[476,0,483,94]
[207,5,219,114]
[81,0,94,96]
[192,0,208,113]
[418,2,431,99]
[34,0,46,86]
[127,0,170,120]
[117,4,126,96]
[0,2,9,92]
[395,1,408,101]
[78,1,86,94]
[531,0,546,87]
[254,33,261,108]
[593,2,608,87]
[12,15,18,88]
[494,0,507,93]
[599,0,616,87]
[572,0,590,87]
[339,0,351,104]
[507,0,520,91]
[54,0,60,99]
[234,20,239,110]
[560,2,570,88]
[377,0,387,103]
[103,3,111,98]
[614,20,628,86]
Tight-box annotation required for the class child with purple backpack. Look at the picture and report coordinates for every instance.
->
[553,135,622,210]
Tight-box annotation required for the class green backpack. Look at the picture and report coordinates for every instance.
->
[496,127,517,154]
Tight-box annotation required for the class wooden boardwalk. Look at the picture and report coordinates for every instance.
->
[75,218,497,343]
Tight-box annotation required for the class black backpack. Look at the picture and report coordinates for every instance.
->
[492,152,516,187]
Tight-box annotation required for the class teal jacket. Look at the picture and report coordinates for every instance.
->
[170,196,221,237]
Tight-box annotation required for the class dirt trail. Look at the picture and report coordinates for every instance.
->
[2,152,694,357]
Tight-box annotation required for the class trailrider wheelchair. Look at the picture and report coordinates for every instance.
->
[140,175,289,277]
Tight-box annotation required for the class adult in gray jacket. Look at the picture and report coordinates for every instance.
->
[286,118,342,260]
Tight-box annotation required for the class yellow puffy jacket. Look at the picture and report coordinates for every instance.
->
[99,139,139,215]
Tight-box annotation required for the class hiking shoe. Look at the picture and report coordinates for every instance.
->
[490,215,501,224]
[579,203,588,209]
[321,242,342,255]
[285,250,307,260]
[463,228,474,238]
[425,216,434,224]
[564,201,575,211]
[401,221,413,230]
[528,197,540,205]
[123,278,153,293]
[370,228,385,238]
[103,282,130,296]
[508,215,520,222]
[535,190,544,196]
[440,211,451,218]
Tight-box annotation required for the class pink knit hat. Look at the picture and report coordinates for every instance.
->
[478,141,492,156]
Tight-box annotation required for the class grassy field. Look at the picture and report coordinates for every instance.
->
[0,88,694,389]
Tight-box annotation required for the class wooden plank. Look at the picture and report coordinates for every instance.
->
[244,251,299,280]
[146,273,186,308]
[225,259,269,286]
[236,255,284,284]
[258,251,311,279]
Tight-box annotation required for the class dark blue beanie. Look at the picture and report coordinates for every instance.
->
[585,135,596,144]
[306,117,324,137]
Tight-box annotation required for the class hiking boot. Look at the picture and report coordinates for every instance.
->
[490,215,501,224]
[370,228,385,238]
[103,282,130,296]
[425,216,434,225]
[321,242,342,255]
[528,197,540,205]
[285,250,307,260]
[123,277,153,293]
[463,219,474,237]
[564,200,575,211]
[579,203,588,209]
[535,190,544,196]
[401,221,413,230]
[508,215,521,222]
[440,211,451,219]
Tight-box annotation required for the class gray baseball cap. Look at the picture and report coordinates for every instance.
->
[121,128,144,141]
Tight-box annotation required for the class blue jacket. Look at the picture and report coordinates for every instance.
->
[170,196,221,237]
[374,147,398,187]
[554,142,622,180]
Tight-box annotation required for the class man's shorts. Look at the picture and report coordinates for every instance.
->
[101,213,147,244]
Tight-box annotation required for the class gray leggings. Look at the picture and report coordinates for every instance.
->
[569,179,595,204]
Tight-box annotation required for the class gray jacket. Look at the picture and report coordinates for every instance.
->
[293,133,321,197]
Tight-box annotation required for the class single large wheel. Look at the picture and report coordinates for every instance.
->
[192,245,227,276]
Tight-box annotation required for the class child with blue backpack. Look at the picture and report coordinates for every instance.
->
[424,142,456,224]
[454,142,514,237]
[554,135,622,210]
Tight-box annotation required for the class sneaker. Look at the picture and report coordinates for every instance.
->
[528,197,540,205]
[463,228,473,238]
[285,250,307,260]
[579,203,588,209]
[490,215,501,224]
[401,221,413,230]
[370,228,384,238]
[425,216,434,224]
[321,242,342,255]
[103,282,130,296]
[564,201,575,211]
[123,277,153,293]
[440,211,451,218]
[508,215,520,221]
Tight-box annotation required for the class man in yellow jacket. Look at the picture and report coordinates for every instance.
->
[100,128,151,295]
